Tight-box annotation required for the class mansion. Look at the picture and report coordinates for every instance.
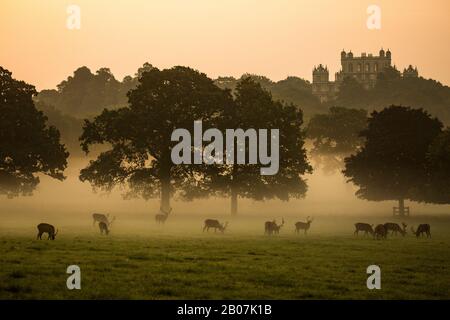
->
[312,49,419,102]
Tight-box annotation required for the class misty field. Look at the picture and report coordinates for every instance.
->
[1,215,449,299]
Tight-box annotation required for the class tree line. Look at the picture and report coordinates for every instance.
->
[1,65,449,217]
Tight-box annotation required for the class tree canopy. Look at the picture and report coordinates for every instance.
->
[422,128,450,204]
[343,105,443,215]
[189,78,312,215]
[307,107,368,174]
[79,66,231,211]
[0,66,69,197]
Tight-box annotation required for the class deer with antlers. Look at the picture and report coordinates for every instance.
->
[203,219,228,233]
[295,216,313,235]
[155,207,172,224]
[265,218,284,235]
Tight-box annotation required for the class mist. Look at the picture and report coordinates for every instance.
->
[2,154,448,235]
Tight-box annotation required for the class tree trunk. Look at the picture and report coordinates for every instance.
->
[231,189,238,216]
[398,198,405,216]
[160,177,171,212]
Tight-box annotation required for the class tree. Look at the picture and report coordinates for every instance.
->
[307,107,367,174]
[37,66,124,118]
[188,78,312,215]
[334,77,368,108]
[79,66,231,212]
[422,128,450,204]
[343,106,443,216]
[0,67,69,197]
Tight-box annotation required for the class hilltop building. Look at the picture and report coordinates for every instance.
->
[312,49,418,102]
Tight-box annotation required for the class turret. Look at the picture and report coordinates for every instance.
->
[386,49,391,59]
[313,64,329,83]
[403,65,418,78]
[379,48,385,57]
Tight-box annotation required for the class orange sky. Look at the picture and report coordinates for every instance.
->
[1,0,450,90]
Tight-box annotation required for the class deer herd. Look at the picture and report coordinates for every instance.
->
[354,222,432,239]
[35,208,431,240]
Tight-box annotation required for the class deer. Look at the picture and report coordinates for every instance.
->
[354,223,374,236]
[295,216,313,234]
[411,224,431,238]
[92,213,113,226]
[265,218,284,235]
[203,219,228,233]
[155,207,172,224]
[384,222,407,236]
[37,223,58,240]
[99,221,109,235]
[374,224,388,239]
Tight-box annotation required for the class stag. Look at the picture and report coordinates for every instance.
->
[265,218,284,235]
[37,223,58,240]
[295,216,313,234]
[155,207,172,224]
[354,223,374,236]
[99,221,109,235]
[411,224,431,238]
[384,222,407,236]
[203,219,228,233]
[374,224,387,239]
[92,213,114,226]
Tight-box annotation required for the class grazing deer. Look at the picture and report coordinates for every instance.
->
[374,224,387,239]
[99,221,109,235]
[92,213,110,226]
[265,218,284,235]
[155,207,172,224]
[411,224,431,238]
[295,216,313,234]
[354,223,374,236]
[37,223,58,240]
[384,222,407,236]
[203,219,228,233]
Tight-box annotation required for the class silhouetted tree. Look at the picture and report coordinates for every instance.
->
[307,107,367,174]
[187,78,312,215]
[334,77,368,108]
[79,66,231,212]
[35,101,84,156]
[422,128,450,204]
[343,106,443,216]
[0,67,69,197]
[37,66,123,118]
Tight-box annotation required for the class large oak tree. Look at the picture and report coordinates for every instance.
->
[183,78,312,215]
[79,66,231,212]
[0,67,68,197]
[343,105,443,216]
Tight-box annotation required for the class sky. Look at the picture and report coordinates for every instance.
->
[1,0,450,90]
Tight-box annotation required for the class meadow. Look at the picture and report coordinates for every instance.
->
[1,214,449,300]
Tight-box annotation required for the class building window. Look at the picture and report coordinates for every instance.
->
[348,63,353,72]
[374,63,378,72]
[366,63,370,72]
[357,63,361,72]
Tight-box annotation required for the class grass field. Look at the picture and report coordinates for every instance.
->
[1,214,449,299]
